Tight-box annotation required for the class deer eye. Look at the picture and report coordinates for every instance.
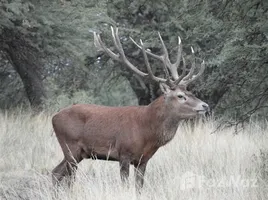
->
[177,95,184,99]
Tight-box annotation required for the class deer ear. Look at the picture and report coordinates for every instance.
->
[159,83,171,95]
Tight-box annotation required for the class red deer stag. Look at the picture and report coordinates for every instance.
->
[52,27,209,190]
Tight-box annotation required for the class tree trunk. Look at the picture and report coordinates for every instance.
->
[4,33,46,111]
[124,74,161,105]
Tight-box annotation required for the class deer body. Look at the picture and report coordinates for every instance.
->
[52,27,209,190]
[53,96,177,165]
[52,95,188,163]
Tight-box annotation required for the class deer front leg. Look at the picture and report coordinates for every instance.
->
[134,162,147,191]
[119,158,130,184]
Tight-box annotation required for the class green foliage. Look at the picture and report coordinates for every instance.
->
[0,0,118,109]
[104,0,268,120]
[0,0,111,58]
[45,76,137,112]
[0,0,267,122]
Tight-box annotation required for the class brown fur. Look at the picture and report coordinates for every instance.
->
[52,86,208,189]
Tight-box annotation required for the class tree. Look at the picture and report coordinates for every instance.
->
[93,0,268,122]
[0,0,112,110]
[1,0,267,124]
[0,1,46,110]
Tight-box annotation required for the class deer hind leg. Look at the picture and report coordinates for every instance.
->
[65,158,79,188]
[52,158,69,187]
[52,144,82,188]
[52,158,81,188]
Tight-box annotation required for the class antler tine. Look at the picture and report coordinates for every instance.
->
[130,37,163,60]
[110,27,123,56]
[181,47,196,82]
[94,32,120,61]
[174,36,182,67]
[169,36,182,80]
[94,27,168,82]
[130,35,177,81]
[157,32,169,58]
[130,36,171,83]
[182,60,205,85]
[140,39,159,82]
[111,27,126,57]
[130,32,205,87]
[158,33,180,80]
[174,56,187,85]
[132,33,180,81]
[95,27,148,77]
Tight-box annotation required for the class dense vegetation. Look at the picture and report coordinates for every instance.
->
[1,1,268,199]
[0,0,267,123]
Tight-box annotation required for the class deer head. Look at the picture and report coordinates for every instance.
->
[94,27,209,118]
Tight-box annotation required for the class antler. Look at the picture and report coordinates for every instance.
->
[94,27,167,83]
[94,27,205,87]
[130,32,205,86]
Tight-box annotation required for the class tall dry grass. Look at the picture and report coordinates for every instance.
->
[0,111,268,200]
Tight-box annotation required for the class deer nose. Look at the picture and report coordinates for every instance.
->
[202,103,210,111]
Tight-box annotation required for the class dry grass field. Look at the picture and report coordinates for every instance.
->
[0,111,268,200]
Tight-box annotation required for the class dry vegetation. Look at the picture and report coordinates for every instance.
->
[0,111,268,200]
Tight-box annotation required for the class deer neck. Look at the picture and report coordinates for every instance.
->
[147,96,182,146]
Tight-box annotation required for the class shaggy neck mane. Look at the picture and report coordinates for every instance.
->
[147,96,182,146]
